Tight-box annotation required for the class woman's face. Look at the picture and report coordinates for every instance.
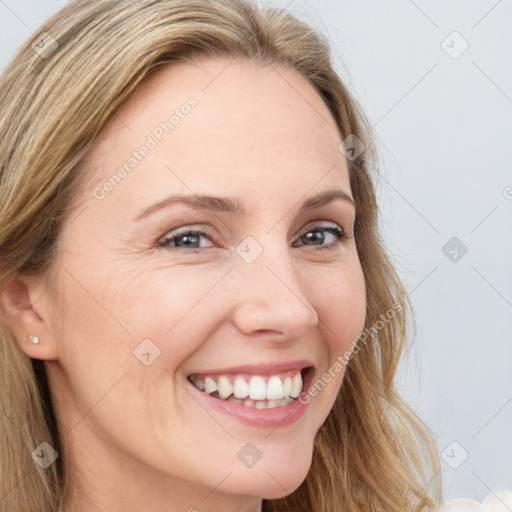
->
[42,57,366,509]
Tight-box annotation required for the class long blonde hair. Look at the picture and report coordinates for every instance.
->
[0,1,442,510]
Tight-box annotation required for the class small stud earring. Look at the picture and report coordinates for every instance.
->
[28,335,40,344]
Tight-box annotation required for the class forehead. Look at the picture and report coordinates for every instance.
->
[77,57,349,213]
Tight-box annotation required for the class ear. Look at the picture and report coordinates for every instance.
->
[0,275,59,360]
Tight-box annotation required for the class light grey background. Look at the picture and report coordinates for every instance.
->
[1,0,510,503]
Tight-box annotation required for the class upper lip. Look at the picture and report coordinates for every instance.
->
[187,359,314,376]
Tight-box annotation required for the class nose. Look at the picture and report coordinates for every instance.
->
[229,240,319,342]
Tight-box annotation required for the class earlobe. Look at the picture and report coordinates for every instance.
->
[0,276,59,360]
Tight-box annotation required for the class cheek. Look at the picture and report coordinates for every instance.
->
[312,260,366,354]
[50,262,228,446]
[109,262,231,367]
[297,260,366,410]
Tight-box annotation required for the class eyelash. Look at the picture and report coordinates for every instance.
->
[158,222,350,253]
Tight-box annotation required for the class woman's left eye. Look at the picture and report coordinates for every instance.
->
[293,224,348,250]
[158,223,348,252]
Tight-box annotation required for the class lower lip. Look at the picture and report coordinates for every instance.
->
[186,371,314,429]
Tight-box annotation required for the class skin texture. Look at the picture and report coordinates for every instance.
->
[2,57,366,512]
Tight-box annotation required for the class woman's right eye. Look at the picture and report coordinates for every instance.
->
[158,228,216,250]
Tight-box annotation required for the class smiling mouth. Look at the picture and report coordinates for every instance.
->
[187,368,312,409]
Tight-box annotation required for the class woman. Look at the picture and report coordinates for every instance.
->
[0,0,442,510]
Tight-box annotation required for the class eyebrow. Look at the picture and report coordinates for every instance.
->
[134,188,355,221]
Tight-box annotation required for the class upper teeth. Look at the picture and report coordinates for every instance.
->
[189,371,303,401]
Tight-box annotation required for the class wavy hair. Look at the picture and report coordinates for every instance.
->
[0,0,442,510]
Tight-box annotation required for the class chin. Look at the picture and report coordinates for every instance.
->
[224,449,312,500]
